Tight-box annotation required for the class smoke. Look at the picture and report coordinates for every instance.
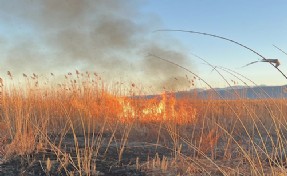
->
[142,44,191,90]
[0,0,193,90]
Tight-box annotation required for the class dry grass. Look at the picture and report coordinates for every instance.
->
[0,71,287,175]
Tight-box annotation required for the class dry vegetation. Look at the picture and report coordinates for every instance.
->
[0,70,287,176]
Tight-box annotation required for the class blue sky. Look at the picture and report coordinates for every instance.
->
[0,0,286,90]
[144,0,287,86]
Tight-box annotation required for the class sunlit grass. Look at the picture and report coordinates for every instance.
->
[0,70,287,175]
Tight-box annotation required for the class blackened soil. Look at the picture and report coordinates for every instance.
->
[0,134,174,176]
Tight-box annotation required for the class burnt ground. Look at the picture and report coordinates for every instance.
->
[0,130,286,176]
[0,132,179,176]
[0,147,149,176]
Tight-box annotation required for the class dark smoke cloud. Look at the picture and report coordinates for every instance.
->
[0,0,193,90]
[142,44,191,90]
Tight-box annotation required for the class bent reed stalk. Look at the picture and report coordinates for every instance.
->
[154,29,287,80]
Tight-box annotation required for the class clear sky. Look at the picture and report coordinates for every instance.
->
[144,0,287,87]
[0,0,287,90]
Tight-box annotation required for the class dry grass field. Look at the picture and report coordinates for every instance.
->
[0,71,287,175]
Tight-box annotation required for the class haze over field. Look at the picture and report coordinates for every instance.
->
[0,0,287,89]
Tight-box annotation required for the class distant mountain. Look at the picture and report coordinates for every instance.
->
[135,85,287,100]
[176,85,287,99]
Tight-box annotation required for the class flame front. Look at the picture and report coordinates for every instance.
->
[118,92,197,124]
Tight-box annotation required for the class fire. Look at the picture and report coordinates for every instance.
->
[142,100,165,115]
[117,92,197,124]
[69,90,197,124]
[118,98,136,118]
